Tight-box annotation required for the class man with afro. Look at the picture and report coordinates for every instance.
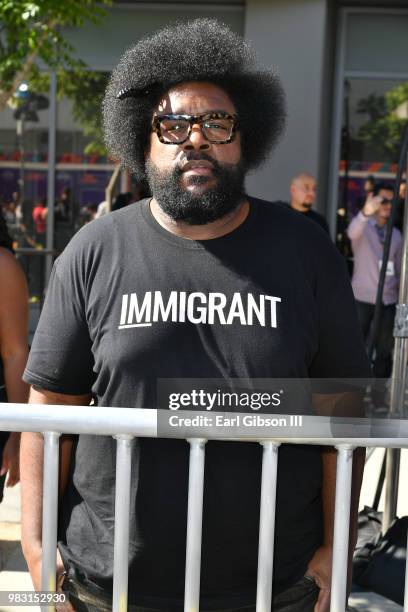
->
[21,18,369,612]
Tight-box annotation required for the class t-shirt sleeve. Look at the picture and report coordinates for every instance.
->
[308,237,371,380]
[23,244,95,395]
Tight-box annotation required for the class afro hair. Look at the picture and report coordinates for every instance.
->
[103,18,286,179]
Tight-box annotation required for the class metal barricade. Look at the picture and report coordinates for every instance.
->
[1,403,408,612]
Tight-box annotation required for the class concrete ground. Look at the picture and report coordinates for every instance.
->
[0,449,406,611]
[0,485,38,611]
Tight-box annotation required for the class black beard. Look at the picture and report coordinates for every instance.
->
[145,153,246,225]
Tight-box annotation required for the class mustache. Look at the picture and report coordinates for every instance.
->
[176,152,224,174]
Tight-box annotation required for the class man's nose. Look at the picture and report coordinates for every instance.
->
[183,125,210,151]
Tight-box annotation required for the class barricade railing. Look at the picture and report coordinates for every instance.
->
[1,403,408,612]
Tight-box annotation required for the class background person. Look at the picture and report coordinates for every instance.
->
[0,211,29,499]
[77,203,99,229]
[275,173,329,233]
[11,191,23,226]
[32,197,47,246]
[111,191,133,212]
[289,173,329,232]
[347,182,402,407]
[55,187,71,223]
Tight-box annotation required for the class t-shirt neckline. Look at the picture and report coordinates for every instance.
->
[139,196,257,250]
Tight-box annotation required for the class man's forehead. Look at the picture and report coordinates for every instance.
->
[155,82,236,114]
[293,175,316,187]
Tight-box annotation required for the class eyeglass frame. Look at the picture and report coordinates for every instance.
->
[151,112,239,145]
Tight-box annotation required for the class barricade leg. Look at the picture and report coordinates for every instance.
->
[184,439,206,612]
[112,435,134,612]
[404,526,408,612]
[331,445,354,612]
[41,431,60,612]
[383,447,401,532]
[256,441,280,612]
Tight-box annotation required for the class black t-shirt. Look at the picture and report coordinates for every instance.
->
[273,201,330,234]
[24,197,369,608]
[305,208,330,233]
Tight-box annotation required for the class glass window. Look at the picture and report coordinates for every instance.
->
[336,77,408,255]
[0,91,51,306]
[0,71,114,304]
[55,72,112,253]
[345,13,408,74]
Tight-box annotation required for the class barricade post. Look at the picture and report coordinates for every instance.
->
[0,406,407,610]
[331,445,354,612]
[405,528,408,612]
[41,431,60,612]
[184,439,206,612]
[113,435,134,612]
[256,441,280,612]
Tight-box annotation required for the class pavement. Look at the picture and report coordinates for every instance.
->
[0,485,38,611]
[0,450,406,611]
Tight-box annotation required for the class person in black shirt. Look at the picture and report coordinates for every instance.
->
[21,19,369,612]
[287,173,329,233]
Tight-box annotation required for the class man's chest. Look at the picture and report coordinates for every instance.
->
[85,254,319,379]
[366,226,398,259]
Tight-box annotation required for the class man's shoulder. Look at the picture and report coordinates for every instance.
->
[308,208,326,222]
[55,202,144,272]
[306,209,330,232]
[249,196,298,221]
[68,202,142,246]
[248,196,345,273]
[89,200,143,229]
[251,196,288,209]
[249,196,329,234]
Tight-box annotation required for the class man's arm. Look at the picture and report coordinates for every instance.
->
[0,249,29,486]
[348,447,365,580]
[20,387,91,591]
[346,211,369,241]
[305,447,335,612]
[347,195,382,241]
[307,393,365,611]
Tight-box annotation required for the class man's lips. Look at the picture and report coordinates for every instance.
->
[181,160,214,175]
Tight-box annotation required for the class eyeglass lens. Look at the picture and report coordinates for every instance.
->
[159,117,234,143]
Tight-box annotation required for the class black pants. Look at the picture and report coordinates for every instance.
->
[61,574,319,612]
[355,301,395,378]
[355,301,395,406]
